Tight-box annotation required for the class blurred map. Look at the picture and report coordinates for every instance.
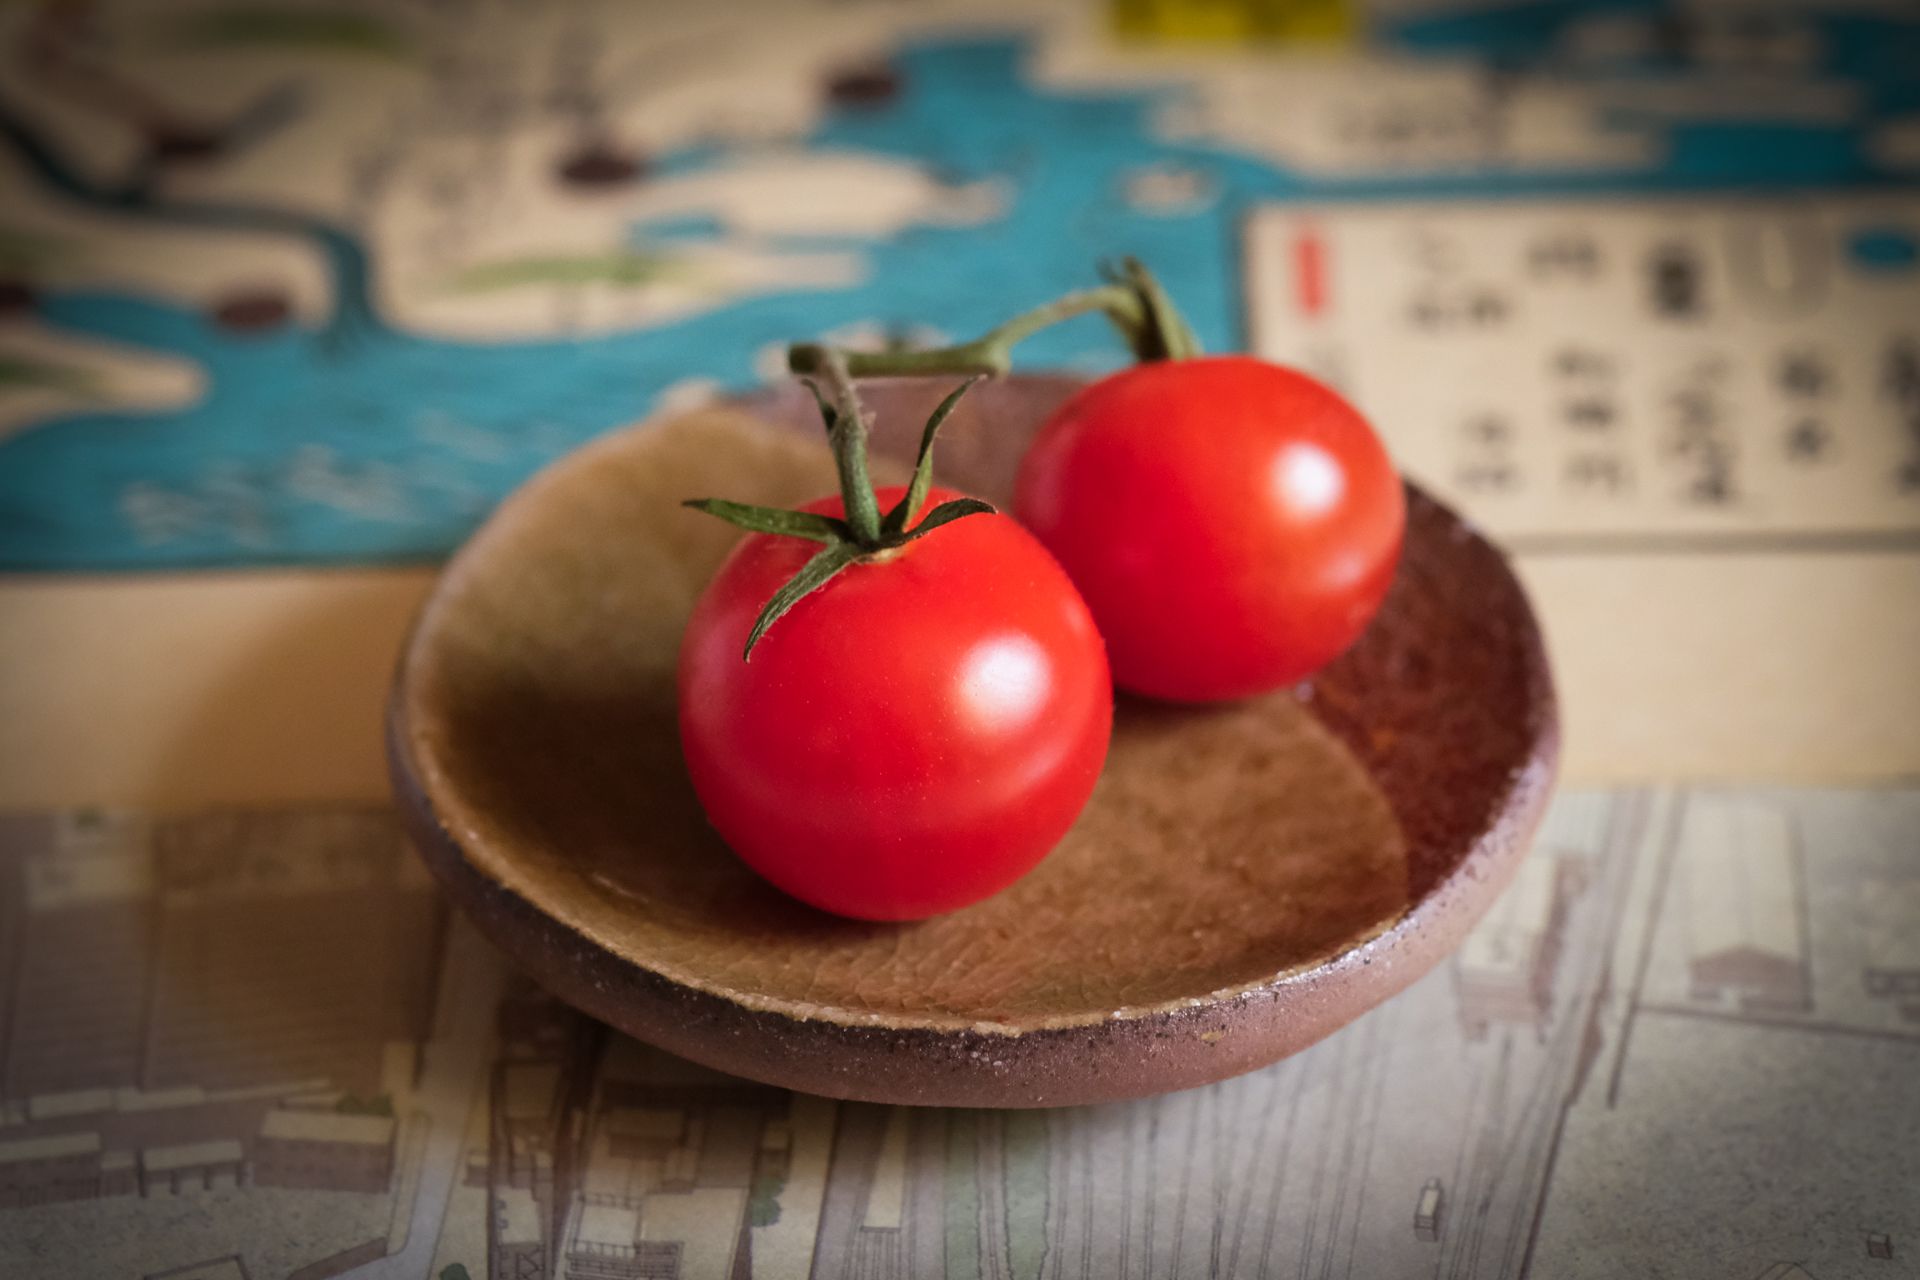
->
[1,4,1916,1277]
[1,791,1915,1279]
[0,0,1916,569]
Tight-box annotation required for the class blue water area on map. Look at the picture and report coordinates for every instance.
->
[0,12,1914,570]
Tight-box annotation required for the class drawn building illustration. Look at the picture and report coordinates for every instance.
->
[147,1258,251,1280]
[1859,878,1920,1023]
[1681,799,1811,1013]
[253,1110,398,1193]
[139,1139,246,1195]
[557,1037,790,1280]
[0,809,437,1217]
[808,1103,938,1280]
[462,977,940,1280]
[0,1131,121,1208]
[471,976,603,1277]
[1413,1176,1444,1242]
[1455,850,1587,1038]
[850,1106,908,1273]
[143,809,443,1094]
[5,812,157,1098]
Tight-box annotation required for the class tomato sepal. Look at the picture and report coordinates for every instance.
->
[738,539,860,660]
[686,355,996,659]
[882,374,983,536]
[679,499,852,544]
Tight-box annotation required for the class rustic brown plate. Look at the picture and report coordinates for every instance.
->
[388,376,1557,1107]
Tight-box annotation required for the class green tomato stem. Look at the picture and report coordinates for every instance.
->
[1118,257,1203,361]
[813,347,886,546]
[786,262,1198,382]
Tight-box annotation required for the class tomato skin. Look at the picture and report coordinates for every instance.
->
[677,485,1111,921]
[1014,355,1404,703]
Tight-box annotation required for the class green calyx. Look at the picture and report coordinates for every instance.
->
[684,351,993,659]
[785,257,1201,380]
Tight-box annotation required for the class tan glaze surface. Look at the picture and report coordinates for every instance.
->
[391,377,1558,1106]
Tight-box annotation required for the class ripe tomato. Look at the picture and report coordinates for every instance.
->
[1014,355,1404,702]
[678,484,1111,920]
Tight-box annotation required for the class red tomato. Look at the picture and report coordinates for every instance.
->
[1014,355,1404,703]
[678,485,1111,920]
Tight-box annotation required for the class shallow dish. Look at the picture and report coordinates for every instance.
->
[388,375,1557,1107]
